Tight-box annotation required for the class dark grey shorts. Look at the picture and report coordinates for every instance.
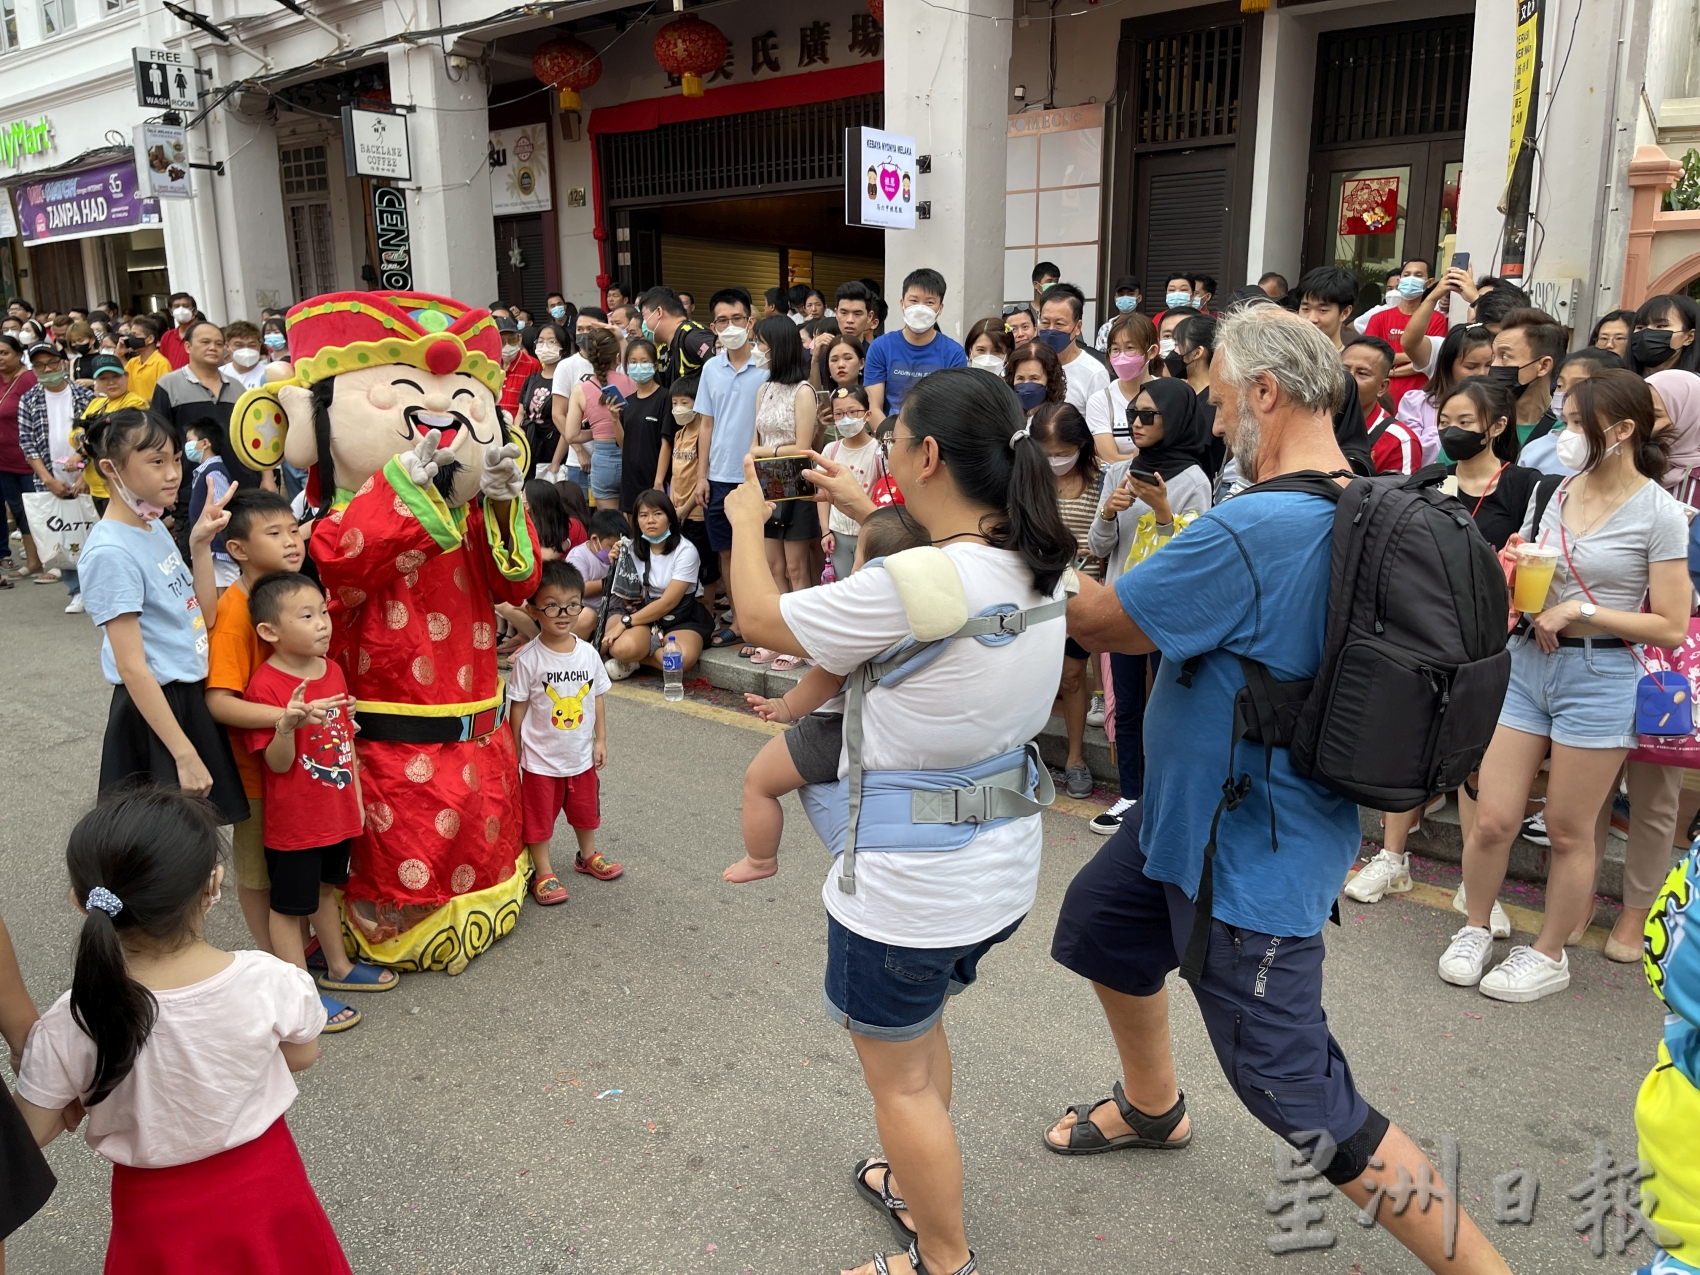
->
[784,712,843,786]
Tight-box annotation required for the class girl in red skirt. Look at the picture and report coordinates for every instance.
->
[14,788,351,1275]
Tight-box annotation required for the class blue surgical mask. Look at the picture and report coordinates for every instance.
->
[1035,329,1072,354]
[263,332,287,351]
[1014,381,1048,412]
[550,305,567,321]
[1115,296,1139,312]
[627,362,655,383]
[641,321,654,341]
[1165,291,1192,310]
[642,530,670,545]
[184,441,204,464]
[1397,276,1427,300]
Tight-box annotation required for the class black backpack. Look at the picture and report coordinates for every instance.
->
[1178,466,1511,983]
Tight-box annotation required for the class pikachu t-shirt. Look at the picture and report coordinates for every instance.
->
[506,635,611,778]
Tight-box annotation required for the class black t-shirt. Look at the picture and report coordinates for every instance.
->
[1333,369,1372,476]
[663,322,717,388]
[619,388,670,511]
[518,370,557,468]
[1451,462,1540,551]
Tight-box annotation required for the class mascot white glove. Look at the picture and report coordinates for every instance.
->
[399,428,454,489]
[481,441,526,504]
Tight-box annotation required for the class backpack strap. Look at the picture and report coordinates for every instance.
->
[1531,473,1563,536]
[1366,416,1396,448]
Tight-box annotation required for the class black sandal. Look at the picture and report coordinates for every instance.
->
[1044,1081,1190,1155]
[853,1157,918,1244]
[865,1240,977,1275]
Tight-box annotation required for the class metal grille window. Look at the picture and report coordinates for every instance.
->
[279,145,330,197]
[1313,17,1473,146]
[600,93,882,204]
[287,203,336,301]
[1130,25,1241,146]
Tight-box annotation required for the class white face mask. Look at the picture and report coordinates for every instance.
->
[1048,453,1078,475]
[1158,338,1177,357]
[902,304,937,334]
[230,346,261,369]
[750,346,769,369]
[535,343,561,363]
[718,325,748,350]
[501,342,521,364]
[838,414,867,435]
[171,306,194,325]
[1384,289,1402,308]
[672,404,696,424]
[1556,427,1618,472]
[970,353,1006,372]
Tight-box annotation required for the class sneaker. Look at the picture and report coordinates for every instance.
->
[1085,693,1106,728]
[1451,882,1513,939]
[1438,925,1496,986]
[1610,793,1630,840]
[604,657,640,681]
[1520,810,1550,846]
[1089,796,1136,835]
[64,594,85,614]
[1065,764,1093,799]
[1344,850,1412,903]
[1479,945,1570,1002]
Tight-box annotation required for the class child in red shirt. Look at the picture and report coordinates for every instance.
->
[243,571,398,1031]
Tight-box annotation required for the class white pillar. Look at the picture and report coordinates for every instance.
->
[205,98,292,317]
[1243,8,1314,287]
[883,0,1013,340]
[387,45,497,303]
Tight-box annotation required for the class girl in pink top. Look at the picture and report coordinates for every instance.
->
[555,327,634,507]
[15,789,350,1274]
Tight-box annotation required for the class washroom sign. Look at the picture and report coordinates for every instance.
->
[371,185,411,290]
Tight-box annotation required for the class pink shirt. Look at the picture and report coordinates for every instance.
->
[583,371,636,443]
[18,950,325,1168]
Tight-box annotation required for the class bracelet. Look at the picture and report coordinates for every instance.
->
[1099,509,1117,521]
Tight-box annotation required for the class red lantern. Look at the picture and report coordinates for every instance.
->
[652,15,727,99]
[867,0,883,22]
[533,36,602,111]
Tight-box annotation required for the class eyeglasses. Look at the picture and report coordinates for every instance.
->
[535,601,585,617]
[709,315,747,331]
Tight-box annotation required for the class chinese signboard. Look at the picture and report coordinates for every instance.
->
[0,116,52,170]
[132,46,197,112]
[1506,0,1541,188]
[1339,174,1400,236]
[14,160,160,245]
[845,125,915,231]
[371,184,412,290]
[342,106,411,182]
[134,121,192,200]
[489,126,550,217]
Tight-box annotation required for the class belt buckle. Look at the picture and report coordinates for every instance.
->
[993,610,1026,636]
[952,785,993,823]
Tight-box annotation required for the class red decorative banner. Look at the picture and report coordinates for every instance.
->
[1339,174,1400,236]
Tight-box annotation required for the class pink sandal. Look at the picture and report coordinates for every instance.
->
[748,648,778,664]
[769,654,804,672]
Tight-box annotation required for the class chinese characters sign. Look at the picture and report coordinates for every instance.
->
[845,126,915,230]
[14,161,160,245]
[1338,174,1400,236]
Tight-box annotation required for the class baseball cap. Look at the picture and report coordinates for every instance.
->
[1114,275,1141,293]
[493,315,519,334]
[25,342,60,362]
[91,354,126,376]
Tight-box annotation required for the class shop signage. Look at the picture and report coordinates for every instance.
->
[844,125,915,231]
[371,184,412,290]
[132,46,197,112]
[0,116,52,170]
[1007,104,1103,137]
[0,192,15,240]
[1506,0,1541,188]
[1338,174,1400,236]
[489,125,551,217]
[343,106,411,182]
[134,121,192,200]
[14,160,160,245]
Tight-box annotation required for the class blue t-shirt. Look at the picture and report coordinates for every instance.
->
[1117,490,1358,937]
[864,329,967,416]
[693,351,770,485]
[79,519,209,686]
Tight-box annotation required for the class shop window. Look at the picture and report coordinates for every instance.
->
[104,0,138,14]
[1130,24,1241,146]
[280,144,331,197]
[40,0,75,37]
[1005,108,1103,334]
[287,202,337,302]
[0,0,17,51]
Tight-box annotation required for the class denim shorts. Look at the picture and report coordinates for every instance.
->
[823,912,1024,1042]
[589,440,622,502]
[1498,633,1641,749]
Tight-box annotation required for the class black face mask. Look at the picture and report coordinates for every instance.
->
[1631,327,1677,367]
[1487,363,1528,394]
[1163,351,1188,379]
[1440,425,1489,462]
[121,335,146,351]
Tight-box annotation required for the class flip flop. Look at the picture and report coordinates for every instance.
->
[320,994,361,1033]
[738,645,760,659]
[532,873,569,905]
[748,647,778,664]
[317,961,400,994]
[709,627,743,648]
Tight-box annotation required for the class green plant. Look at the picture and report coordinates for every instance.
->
[1665,147,1700,211]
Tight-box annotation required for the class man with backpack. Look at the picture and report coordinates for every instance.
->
[1048,307,1513,1275]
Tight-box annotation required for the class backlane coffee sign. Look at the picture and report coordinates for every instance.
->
[371,184,412,290]
[343,106,412,182]
[14,160,160,244]
[844,125,916,230]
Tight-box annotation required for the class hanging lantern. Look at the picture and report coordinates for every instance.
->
[867,0,883,22]
[533,36,602,111]
[653,15,727,98]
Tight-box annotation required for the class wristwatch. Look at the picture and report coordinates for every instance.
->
[1579,602,1598,620]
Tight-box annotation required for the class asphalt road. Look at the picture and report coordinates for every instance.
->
[0,580,1669,1275]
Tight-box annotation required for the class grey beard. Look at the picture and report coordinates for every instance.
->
[432,457,464,505]
[1229,402,1260,481]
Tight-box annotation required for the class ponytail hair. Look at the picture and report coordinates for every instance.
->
[66,788,222,1106]
[899,367,1076,594]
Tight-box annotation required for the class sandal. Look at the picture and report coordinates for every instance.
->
[574,851,623,880]
[853,1157,917,1244]
[861,1240,976,1275]
[1044,1081,1190,1155]
[317,961,400,994]
[709,627,743,648]
[320,994,361,1033]
[737,644,761,659]
[769,654,804,672]
[748,647,778,664]
[532,873,569,905]
[32,569,60,584]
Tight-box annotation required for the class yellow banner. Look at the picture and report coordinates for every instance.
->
[1505,0,1540,188]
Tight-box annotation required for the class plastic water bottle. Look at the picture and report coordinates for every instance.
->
[662,635,685,701]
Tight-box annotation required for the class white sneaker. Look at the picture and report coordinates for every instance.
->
[1451,883,1512,939]
[604,657,640,681]
[1344,850,1412,903]
[1089,796,1135,835]
[1085,693,1106,728]
[1479,945,1570,1003]
[1438,925,1495,986]
[1519,810,1550,846]
[64,594,85,614]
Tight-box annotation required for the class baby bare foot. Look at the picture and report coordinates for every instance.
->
[723,855,779,883]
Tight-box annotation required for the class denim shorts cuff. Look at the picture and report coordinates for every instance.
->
[1496,713,1551,739]
[821,987,946,1043]
[1548,729,1638,750]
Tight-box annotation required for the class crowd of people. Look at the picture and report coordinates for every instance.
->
[2,260,1699,1275]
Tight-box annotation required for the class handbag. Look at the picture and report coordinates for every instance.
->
[21,491,99,571]
[1629,619,1700,765]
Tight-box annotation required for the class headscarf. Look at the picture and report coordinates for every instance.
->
[1648,368,1700,489]
[1134,377,1212,480]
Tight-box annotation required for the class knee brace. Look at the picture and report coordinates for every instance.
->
[1318,1106,1392,1186]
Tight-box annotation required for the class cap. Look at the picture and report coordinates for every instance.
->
[25,342,60,362]
[1114,275,1141,293]
[493,315,519,334]
[90,354,126,376]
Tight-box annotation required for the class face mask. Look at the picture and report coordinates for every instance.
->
[1631,328,1677,366]
[970,353,1006,373]
[515,319,528,330]
[1164,291,1191,310]
[1115,296,1139,313]
[535,343,560,363]
[263,333,287,351]
[1439,426,1488,462]
[1549,389,1565,415]
[1397,276,1427,300]
[641,530,670,544]
[627,362,655,383]
[1013,381,1048,412]
[550,305,567,321]
[1109,352,1147,381]
[641,321,655,341]
[902,304,937,334]
[594,546,611,563]
[750,347,769,369]
[718,325,748,350]
[1035,329,1072,354]
[37,370,67,389]
[501,342,521,364]
[171,307,194,325]
[672,404,696,423]
[231,347,261,369]
[1048,453,1077,475]
[1555,428,1622,472]
[1488,363,1529,394]
[122,335,146,351]
[838,414,867,435]
[73,342,92,354]
[1158,337,1177,358]
[1384,289,1402,308]
[106,467,165,521]
[184,441,204,464]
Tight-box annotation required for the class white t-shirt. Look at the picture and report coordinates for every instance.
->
[219,361,268,391]
[639,537,702,600]
[550,353,595,469]
[507,635,610,777]
[1084,380,1139,454]
[780,544,1065,947]
[1061,352,1112,413]
[17,950,323,1168]
[824,434,884,536]
[43,386,75,480]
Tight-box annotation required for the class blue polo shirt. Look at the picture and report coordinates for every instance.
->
[864,329,967,416]
[693,351,769,484]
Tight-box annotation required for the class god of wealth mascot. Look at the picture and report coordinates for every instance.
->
[228,291,541,974]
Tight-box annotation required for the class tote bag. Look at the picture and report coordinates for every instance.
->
[1628,619,1700,767]
[21,492,99,571]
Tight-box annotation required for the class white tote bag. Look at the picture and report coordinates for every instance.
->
[22,492,100,571]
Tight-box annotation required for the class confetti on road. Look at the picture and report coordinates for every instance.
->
[596,1088,623,1099]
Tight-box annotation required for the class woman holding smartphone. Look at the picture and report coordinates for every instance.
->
[551,327,632,508]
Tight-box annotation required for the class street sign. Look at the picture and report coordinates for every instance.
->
[134,121,192,200]
[132,46,197,112]
[371,184,412,290]
[844,126,917,230]
[343,106,411,182]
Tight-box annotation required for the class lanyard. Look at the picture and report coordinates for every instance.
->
[1467,462,1510,518]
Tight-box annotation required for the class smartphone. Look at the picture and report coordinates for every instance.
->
[600,383,627,408]
[1449,251,1471,273]
[752,453,812,501]
[1126,465,1159,484]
